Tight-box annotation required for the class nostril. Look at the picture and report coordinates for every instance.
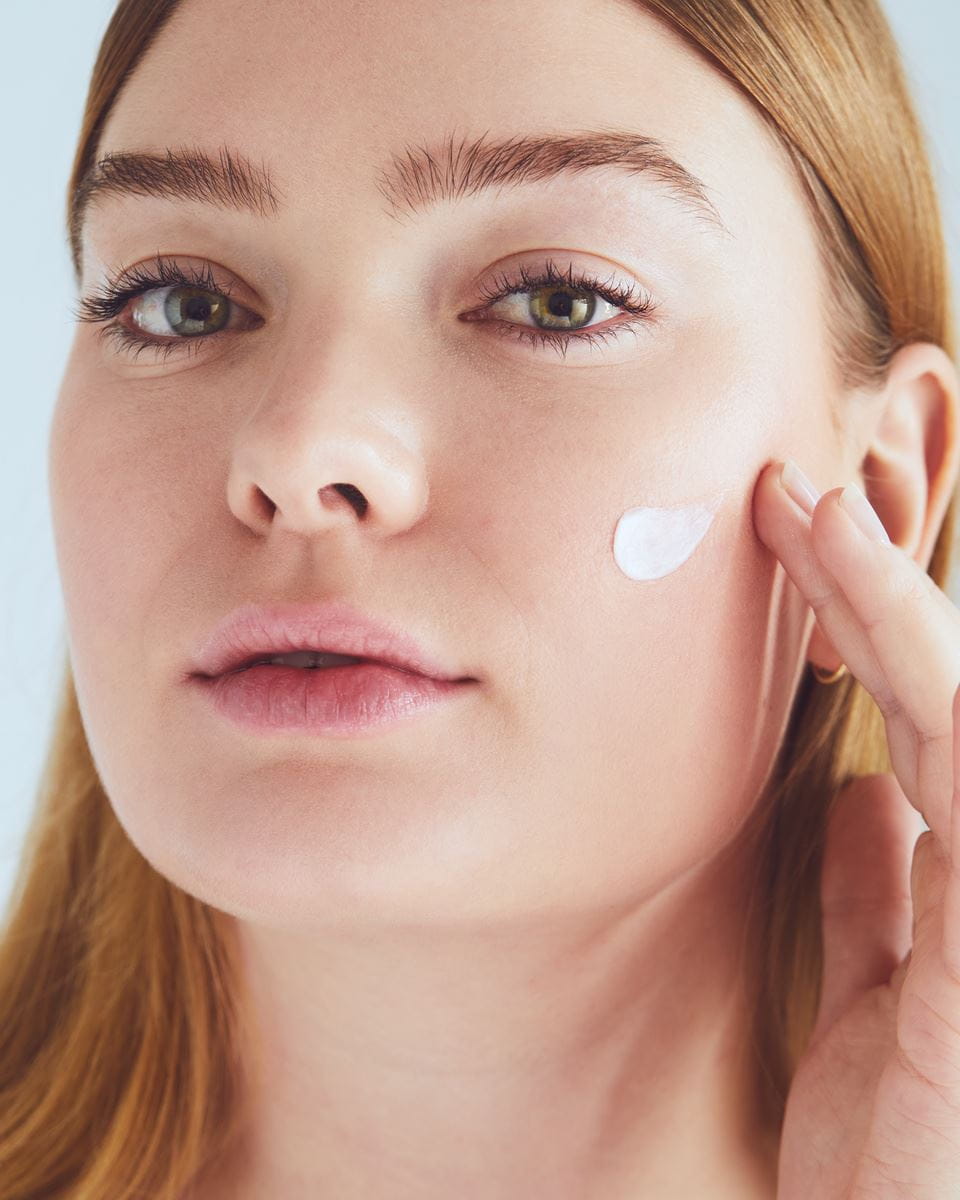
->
[322,483,368,518]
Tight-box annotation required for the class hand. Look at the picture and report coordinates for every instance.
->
[752,458,960,1199]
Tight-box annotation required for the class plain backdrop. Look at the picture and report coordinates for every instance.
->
[1,1,958,913]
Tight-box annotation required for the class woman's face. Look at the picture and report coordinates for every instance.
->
[50,0,837,925]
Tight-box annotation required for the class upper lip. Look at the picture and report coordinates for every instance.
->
[189,601,473,682]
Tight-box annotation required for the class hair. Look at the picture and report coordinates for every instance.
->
[1,1,955,1195]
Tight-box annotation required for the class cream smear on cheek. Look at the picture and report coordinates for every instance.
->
[613,498,721,581]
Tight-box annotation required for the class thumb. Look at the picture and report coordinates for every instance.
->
[810,772,925,1044]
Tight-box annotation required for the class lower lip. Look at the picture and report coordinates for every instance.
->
[193,662,472,736]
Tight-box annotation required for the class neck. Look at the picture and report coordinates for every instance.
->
[191,835,780,1199]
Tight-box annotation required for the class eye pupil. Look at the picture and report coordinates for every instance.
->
[546,289,573,318]
[531,286,595,330]
[184,296,211,320]
[164,286,230,336]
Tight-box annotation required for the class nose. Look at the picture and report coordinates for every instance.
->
[225,368,429,541]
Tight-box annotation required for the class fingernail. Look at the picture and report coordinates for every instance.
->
[839,482,891,544]
[780,458,820,516]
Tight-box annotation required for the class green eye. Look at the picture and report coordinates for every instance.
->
[133,285,232,338]
[526,285,598,331]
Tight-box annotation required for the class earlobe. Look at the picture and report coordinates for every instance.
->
[805,619,845,681]
[857,341,960,574]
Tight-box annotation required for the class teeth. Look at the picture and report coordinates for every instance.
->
[258,651,366,669]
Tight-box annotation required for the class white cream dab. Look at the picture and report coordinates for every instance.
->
[613,500,719,581]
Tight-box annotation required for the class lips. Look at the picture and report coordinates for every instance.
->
[188,600,472,683]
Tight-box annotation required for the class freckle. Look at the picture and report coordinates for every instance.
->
[612,501,718,581]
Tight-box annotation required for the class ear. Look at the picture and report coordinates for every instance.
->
[807,341,960,677]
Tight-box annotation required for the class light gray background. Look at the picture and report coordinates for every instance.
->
[1,2,958,912]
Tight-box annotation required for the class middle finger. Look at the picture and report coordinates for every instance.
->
[754,459,960,831]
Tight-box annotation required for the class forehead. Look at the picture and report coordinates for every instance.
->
[95,0,810,252]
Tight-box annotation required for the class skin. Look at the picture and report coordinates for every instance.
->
[47,0,959,1196]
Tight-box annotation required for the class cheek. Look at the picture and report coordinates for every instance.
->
[602,495,810,857]
[47,376,116,622]
[47,365,182,737]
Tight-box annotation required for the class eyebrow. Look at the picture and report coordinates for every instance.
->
[70,130,730,265]
[379,129,730,238]
[70,145,282,266]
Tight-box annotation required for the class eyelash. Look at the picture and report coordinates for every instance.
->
[72,257,246,365]
[471,257,659,358]
[72,253,660,364]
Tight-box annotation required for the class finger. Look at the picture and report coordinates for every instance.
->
[812,481,960,846]
[944,682,960,982]
[810,479,960,742]
[890,699,960,1102]
[812,772,922,1043]
[754,459,960,841]
[753,460,884,692]
[899,825,960,1093]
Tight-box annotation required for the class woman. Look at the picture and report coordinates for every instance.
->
[1,0,959,1196]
